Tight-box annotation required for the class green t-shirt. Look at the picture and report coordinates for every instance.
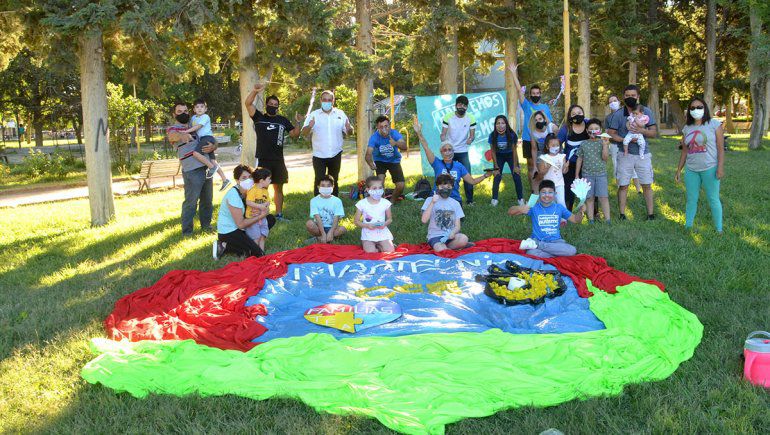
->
[576,139,607,176]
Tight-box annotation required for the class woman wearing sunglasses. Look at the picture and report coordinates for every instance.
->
[675,97,724,233]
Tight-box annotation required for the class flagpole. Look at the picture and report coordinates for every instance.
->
[563,0,571,113]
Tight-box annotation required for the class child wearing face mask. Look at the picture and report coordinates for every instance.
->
[623,106,650,159]
[306,175,347,244]
[575,119,611,224]
[421,174,470,252]
[354,176,394,253]
[507,179,586,258]
[244,168,272,251]
[537,134,568,206]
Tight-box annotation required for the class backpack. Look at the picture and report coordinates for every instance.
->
[413,178,433,199]
[349,179,366,200]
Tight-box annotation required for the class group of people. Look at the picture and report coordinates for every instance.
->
[167,68,725,260]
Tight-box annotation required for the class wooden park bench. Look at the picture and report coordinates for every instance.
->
[132,159,181,192]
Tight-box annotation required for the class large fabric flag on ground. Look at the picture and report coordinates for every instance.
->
[84,239,702,434]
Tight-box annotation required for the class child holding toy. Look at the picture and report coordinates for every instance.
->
[245,167,272,251]
[306,175,347,243]
[575,118,611,223]
[354,176,394,253]
[421,173,470,252]
[536,134,568,206]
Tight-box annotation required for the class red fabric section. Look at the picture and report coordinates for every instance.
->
[105,239,665,351]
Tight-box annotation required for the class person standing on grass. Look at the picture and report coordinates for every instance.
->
[575,119,611,224]
[213,164,265,259]
[245,83,301,222]
[606,94,642,194]
[562,104,589,211]
[366,115,407,202]
[440,95,477,205]
[509,62,554,193]
[607,84,658,221]
[488,114,524,206]
[675,97,724,233]
[300,90,353,197]
[167,102,217,235]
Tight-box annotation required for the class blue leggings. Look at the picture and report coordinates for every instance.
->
[492,151,524,200]
[684,166,722,232]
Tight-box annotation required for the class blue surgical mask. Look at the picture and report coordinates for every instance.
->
[321,101,333,112]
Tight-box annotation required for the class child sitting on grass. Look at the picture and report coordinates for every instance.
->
[354,176,394,253]
[185,98,229,189]
[306,175,347,244]
[245,167,272,251]
[507,179,585,258]
[421,173,470,252]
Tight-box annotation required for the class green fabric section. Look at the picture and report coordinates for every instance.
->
[81,282,702,434]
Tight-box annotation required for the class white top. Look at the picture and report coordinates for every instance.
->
[539,153,566,186]
[442,112,477,153]
[355,198,393,242]
[304,108,349,158]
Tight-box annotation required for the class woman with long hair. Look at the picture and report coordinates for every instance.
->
[562,104,589,210]
[488,115,524,206]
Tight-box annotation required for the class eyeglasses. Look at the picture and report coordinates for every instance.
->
[690,106,704,110]
[539,191,555,196]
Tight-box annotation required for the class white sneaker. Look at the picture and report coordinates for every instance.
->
[490,199,499,206]
[518,198,526,206]
[212,240,226,259]
[519,238,538,250]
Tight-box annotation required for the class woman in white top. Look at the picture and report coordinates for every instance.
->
[675,97,724,233]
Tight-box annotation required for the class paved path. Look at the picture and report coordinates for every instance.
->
[0,151,358,208]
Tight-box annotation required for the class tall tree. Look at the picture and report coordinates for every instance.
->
[747,0,769,149]
[438,0,459,94]
[646,0,660,134]
[577,2,591,118]
[704,0,717,109]
[355,0,373,180]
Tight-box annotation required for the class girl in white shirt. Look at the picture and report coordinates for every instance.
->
[354,176,395,253]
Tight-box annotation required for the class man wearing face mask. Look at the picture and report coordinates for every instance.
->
[300,90,353,196]
[366,115,407,202]
[508,63,554,188]
[245,83,301,222]
[167,102,218,235]
[607,84,658,220]
[440,95,477,204]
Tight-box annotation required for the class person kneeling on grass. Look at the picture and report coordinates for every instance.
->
[213,164,265,259]
[306,175,347,243]
[421,173,470,252]
[354,176,394,253]
[507,179,585,258]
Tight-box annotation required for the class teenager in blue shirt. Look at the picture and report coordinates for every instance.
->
[366,115,407,201]
[487,115,524,206]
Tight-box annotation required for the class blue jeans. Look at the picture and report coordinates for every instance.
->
[492,151,523,201]
[453,151,474,203]
[181,167,213,234]
[684,166,722,232]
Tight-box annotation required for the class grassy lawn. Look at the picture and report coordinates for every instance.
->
[1,136,769,433]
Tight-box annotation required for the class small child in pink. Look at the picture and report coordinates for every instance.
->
[623,106,649,159]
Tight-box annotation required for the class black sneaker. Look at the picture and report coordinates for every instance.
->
[212,240,226,260]
[646,214,656,221]
[619,214,627,221]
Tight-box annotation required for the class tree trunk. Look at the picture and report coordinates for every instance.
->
[704,0,717,109]
[577,9,591,118]
[725,93,735,133]
[438,0,458,94]
[748,8,767,150]
[629,46,638,84]
[14,113,21,148]
[79,30,115,226]
[504,35,520,131]
[32,110,44,147]
[144,111,152,144]
[355,0,373,181]
[73,117,83,145]
[237,23,260,166]
[646,0,660,136]
[764,76,770,134]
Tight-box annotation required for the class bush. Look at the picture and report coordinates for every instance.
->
[13,149,73,180]
[221,128,241,144]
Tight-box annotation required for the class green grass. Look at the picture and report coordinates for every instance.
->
[1,137,769,433]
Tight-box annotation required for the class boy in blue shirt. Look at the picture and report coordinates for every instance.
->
[507,179,585,258]
[185,98,229,189]
[366,115,407,201]
[305,175,347,243]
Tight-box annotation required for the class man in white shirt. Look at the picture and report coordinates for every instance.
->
[440,95,477,204]
[301,90,353,195]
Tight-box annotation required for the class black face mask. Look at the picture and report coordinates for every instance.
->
[456,108,467,116]
[266,106,278,116]
[175,113,190,124]
[624,97,638,109]
[530,96,541,104]
[571,114,585,124]
[437,188,451,198]
[535,121,547,129]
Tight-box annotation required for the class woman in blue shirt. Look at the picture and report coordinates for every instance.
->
[487,115,524,206]
[213,165,266,259]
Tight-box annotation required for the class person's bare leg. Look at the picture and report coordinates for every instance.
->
[527,158,537,193]
[634,178,642,193]
[362,240,378,253]
[378,240,395,253]
[211,159,226,181]
[447,233,469,249]
[618,185,629,216]
[306,220,321,237]
[586,197,595,221]
[258,236,265,251]
[273,184,284,215]
[332,226,347,240]
[642,184,654,215]
[393,181,405,200]
[599,197,611,222]
[432,243,448,252]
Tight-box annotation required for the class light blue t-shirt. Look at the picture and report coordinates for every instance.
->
[191,114,213,137]
[528,201,572,242]
[309,195,345,227]
[521,99,553,141]
[429,158,469,203]
[217,187,244,234]
[368,130,403,163]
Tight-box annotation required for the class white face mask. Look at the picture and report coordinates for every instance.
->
[319,186,333,196]
[239,178,254,190]
[690,108,705,120]
[368,188,384,200]
[549,146,560,154]
[609,101,621,111]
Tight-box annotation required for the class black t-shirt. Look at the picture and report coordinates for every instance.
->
[252,109,295,160]
[565,129,590,163]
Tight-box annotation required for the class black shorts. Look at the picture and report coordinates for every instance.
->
[375,161,405,183]
[522,140,533,159]
[256,159,288,184]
